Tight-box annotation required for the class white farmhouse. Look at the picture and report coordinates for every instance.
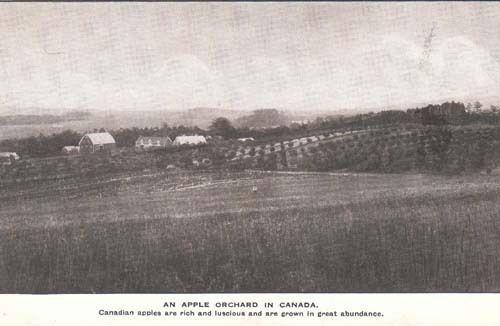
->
[135,136,172,150]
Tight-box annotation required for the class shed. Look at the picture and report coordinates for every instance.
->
[0,152,20,165]
[62,146,80,155]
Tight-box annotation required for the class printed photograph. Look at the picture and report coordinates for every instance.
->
[0,2,499,293]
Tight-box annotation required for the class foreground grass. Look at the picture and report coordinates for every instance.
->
[0,171,499,293]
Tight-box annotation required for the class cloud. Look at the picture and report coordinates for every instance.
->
[1,33,499,113]
[430,36,500,98]
[324,34,500,108]
[147,54,225,109]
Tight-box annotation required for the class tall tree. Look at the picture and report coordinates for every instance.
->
[209,117,236,139]
[473,101,483,112]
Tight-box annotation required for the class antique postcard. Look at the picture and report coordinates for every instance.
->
[0,2,499,325]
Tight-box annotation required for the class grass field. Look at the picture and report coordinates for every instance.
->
[0,170,499,293]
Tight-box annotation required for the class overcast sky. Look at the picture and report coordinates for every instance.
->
[1,2,500,114]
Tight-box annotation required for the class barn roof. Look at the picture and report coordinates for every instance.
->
[174,135,207,145]
[80,132,116,145]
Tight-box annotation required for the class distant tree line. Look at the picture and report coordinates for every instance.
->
[308,101,500,131]
[0,130,83,158]
[212,101,500,143]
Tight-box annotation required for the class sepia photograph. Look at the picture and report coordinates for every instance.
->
[0,2,500,295]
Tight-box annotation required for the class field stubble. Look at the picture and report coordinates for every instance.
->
[0,170,499,293]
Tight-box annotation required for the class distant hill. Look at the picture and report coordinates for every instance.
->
[233,109,292,129]
[173,107,245,128]
[0,111,91,126]
[0,108,247,140]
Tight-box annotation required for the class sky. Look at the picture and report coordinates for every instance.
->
[0,2,500,114]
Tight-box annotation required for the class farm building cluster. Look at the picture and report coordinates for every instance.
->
[61,132,208,156]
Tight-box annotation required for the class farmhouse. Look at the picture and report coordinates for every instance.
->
[61,146,80,155]
[135,136,172,150]
[0,152,20,165]
[173,135,207,146]
[79,132,116,154]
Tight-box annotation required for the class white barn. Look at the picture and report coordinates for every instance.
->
[173,135,207,146]
[79,132,116,154]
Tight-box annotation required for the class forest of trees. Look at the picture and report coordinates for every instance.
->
[0,130,83,158]
[307,101,500,131]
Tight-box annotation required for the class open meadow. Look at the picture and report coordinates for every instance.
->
[0,170,499,293]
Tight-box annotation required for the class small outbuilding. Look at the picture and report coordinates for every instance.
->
[0,152,20,165]
[238,137,255,142]
[79,132,116,154]
[61,146,80,155]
